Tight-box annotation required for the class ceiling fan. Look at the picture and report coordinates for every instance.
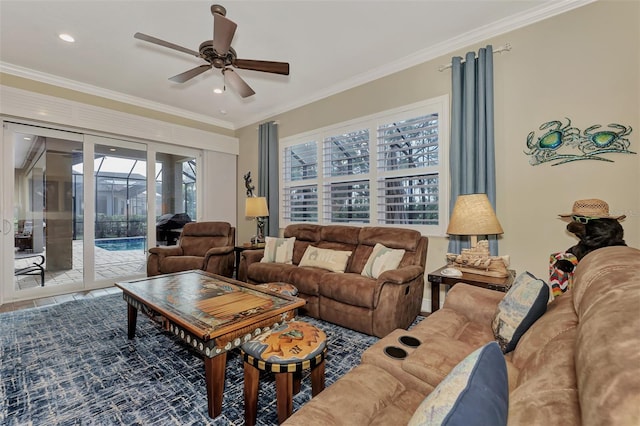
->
[134,4,289,98]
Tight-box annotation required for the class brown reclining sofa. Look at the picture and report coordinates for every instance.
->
[239,224,428,338]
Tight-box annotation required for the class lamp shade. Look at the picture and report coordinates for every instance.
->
[245,197,269,218]
[446,194,503,236]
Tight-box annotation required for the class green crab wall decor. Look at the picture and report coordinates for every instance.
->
[524,118,635,166]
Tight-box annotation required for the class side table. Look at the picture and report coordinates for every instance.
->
[427,266,515,313]
[234,244,265,279]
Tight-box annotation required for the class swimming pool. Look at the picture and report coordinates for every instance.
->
[95,237,146,251]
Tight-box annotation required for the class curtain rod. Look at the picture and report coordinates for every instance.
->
[438,43,512,72]
[255,120,280,130]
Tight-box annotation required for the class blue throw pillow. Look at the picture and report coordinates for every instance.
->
[492,271,549,353]
[408,341,508,426]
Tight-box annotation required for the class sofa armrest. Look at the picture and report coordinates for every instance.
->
[148,246,183,257]
[204,245,234,258]
[238,249,265,282]
[377,265,423,284]
[442,283,504,325]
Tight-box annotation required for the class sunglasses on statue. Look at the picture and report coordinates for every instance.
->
[571,215,598,224]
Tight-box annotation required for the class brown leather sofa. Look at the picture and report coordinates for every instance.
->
[282,245,640,425]
[239,224,428,338]
[147,221,235,277]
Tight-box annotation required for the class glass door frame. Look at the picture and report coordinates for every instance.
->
[86,135,149,285]
[1,122,204,304]
[2,122,85,302]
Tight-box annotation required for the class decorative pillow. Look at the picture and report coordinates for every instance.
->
[408,341,508,426]
[492,271,549,353]
[361,243,405,279]
[298,246,352,273]
[260,237,296,264]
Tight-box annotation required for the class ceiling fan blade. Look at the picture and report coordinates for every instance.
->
[134,32,200,57]
[169,65,212,83]
[223,68,255,98]
[212,13,237,55]
[234,59,290,75]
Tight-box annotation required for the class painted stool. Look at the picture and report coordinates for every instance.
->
[256,282,299,297]
[241,320,327,425]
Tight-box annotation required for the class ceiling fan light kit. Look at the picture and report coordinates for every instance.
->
[134,3,290,98]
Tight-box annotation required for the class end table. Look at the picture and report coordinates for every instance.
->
[428,266,515,313]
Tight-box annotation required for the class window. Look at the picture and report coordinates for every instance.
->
[323,129,370,223]
[283,142,318,222]
[280,96,449,235]
[376,113,440,226]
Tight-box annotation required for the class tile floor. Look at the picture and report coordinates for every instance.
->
[0,286,123,313]
[14,240,146,290]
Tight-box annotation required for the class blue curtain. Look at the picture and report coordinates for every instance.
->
[448,45,498,255]
[258,121,279,237]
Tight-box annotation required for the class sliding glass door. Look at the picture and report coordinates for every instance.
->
[92,140,148,281]
[2,124,201,303]
[3,123,85,300]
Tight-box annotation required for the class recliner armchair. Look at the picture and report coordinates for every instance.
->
[147,221,235,277]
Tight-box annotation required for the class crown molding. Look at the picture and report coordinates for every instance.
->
[234,0,597,129]
[1,0,596,131]
[0,62,235,130]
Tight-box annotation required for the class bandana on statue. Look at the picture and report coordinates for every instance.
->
[549,252,579,297]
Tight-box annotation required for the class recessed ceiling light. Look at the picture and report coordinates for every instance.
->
[24,137,32,141]
[219,109,227,115]
[109,148,116,152]
[59,33,75,43]
[213,88,223,94]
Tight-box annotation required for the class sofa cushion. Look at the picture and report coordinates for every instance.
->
[361,243,405,279]
[159,256,203,273]
[570,246,640,426]
[359,226,421,252]
[492,272,549,353]
[299,246,352,273]
[247,262,296,284]
[408,342,508,426]
[282,363,424,426]
[261,236,296,264]
[507,326,580,425]
[288,266,329,296]
[320,273,377,309]
[510,290,577,368]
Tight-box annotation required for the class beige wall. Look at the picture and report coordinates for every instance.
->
[237,0,639,281]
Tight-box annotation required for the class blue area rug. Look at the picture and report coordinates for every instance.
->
[0,293,398,425]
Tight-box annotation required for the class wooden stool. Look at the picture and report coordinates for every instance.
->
[241,321,327,425]
[256,282,299,297]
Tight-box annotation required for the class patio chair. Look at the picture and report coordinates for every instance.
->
[146,221,235,277]
[15,252,45,286]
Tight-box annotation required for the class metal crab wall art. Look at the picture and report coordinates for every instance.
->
[524,118,635,166]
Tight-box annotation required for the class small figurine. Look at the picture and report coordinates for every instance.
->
[243,171,255,197]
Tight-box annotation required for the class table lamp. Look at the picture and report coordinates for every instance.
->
[446,193,503,249]
[245,196,269,243]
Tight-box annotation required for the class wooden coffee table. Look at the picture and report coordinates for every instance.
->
[115,270,305,419]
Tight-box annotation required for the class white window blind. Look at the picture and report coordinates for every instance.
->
[284,141,317,181]
[377,174,439,225]
[324,180,370,223]
[280,96,448,234]
[377,114,439,171]
[282,141,318,222]
[376,113,440,226]
[323,129,369,177]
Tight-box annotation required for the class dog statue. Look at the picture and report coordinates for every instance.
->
[555,218,626,273]
[551,198,626,297]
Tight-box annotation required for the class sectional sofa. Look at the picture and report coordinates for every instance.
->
[238,224,428,338]
[283,245,640,425]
